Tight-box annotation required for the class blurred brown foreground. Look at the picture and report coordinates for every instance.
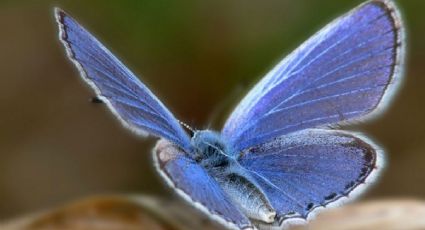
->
[1,195,425,230]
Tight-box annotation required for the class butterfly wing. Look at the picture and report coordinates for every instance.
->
[55,9,191,150]
[238,129,383,226]
[222,0,404,152]
[153,139,254,230]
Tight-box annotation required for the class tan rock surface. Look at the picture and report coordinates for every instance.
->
[2,196,425,230]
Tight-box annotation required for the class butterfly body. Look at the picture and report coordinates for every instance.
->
[154,138,277,224]
[177,130,277,223]
[55,0,405,229]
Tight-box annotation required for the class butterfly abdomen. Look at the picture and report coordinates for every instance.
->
[215,171,276,223]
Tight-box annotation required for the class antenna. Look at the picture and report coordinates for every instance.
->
[207,83,245,127]
[179,120,195,136]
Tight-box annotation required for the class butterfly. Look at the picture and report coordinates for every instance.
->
[55,0,405,229]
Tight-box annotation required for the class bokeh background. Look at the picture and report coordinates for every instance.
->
[0,0,424,221]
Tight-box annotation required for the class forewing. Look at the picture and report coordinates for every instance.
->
[223,0,404,151]
[55,9,191,150]
[153,140,253,230]
[238,129,383,226]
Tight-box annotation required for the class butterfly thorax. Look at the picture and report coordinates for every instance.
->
[191,130,276,223]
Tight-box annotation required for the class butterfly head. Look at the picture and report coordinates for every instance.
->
[191,130,234,168]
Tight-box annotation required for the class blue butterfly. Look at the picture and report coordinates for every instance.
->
[55,0,405,229]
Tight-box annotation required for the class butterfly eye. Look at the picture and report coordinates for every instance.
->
[194,154,203,163]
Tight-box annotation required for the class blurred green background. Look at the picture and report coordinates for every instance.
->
[0,0,424,220]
